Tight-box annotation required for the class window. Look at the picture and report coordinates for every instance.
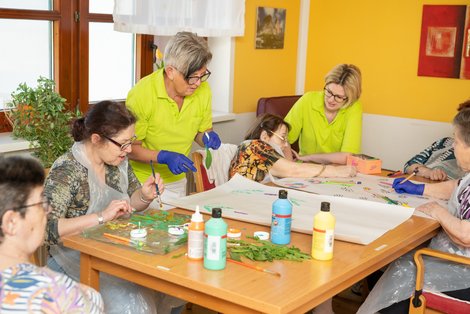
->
[0,0,153,132]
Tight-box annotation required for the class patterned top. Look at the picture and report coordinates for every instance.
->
[0,263,103,313]
[44,151,141,245]
[403,137,465,180]
[229,140,283,182]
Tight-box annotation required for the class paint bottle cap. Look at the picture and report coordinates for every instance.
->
[227,228,241,239]
[254,231,269,240]
[279,190,288,199]
[130,228,147,238]
[168,227,185,236]
[321,202,331,212]
[192,205,204,222]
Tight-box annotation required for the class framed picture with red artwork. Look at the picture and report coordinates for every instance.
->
[418,5,470,79]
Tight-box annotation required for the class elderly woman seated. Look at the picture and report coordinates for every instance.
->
[358,100,470,313]
[229,113,356,182]
[0,155,103,313]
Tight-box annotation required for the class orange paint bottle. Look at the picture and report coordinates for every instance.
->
[188,205,205,260]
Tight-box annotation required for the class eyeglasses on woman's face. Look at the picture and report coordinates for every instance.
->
[267,129,288,143]
[324,86,348,103]
[10,196,51,214]
[185,70,211,85]
[103,135,137,151]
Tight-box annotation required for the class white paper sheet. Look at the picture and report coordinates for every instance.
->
[269,173,447,208]
[167,174,416,245]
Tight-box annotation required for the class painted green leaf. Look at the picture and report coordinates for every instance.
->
[205,147,212,169]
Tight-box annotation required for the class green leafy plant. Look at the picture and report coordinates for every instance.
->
[5,77,80,168]
[228,236,311,262]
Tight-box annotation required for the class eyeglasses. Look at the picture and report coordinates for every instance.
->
[324,87,348,103]
[103,135,137,151]
[11,196,50,213]
[185,70,211,85]
[268,130,288,143]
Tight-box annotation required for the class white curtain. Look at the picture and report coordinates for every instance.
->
[113,0,245,37]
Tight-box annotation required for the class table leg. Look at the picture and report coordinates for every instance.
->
[80,253,100,290]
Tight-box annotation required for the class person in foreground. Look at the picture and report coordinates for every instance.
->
[229,113,356,183]
[402,101,470,181]
[358,102,470,313]
[126,31,221,205]
[284,64,362,162]
[0,155,103,313]
[44,101,185,313]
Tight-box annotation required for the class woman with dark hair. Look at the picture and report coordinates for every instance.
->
[229,113,356,183]
[0,155,103,313]
[44,100,184,313]
[359,101,470,313]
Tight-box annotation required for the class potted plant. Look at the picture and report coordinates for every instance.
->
[5,77,80,168]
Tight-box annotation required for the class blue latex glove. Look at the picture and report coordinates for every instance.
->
[157,150,197,175]
[203,131,221,149]
[392,178,425,195]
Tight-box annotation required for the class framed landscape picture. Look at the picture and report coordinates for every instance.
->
[255,7,286,49]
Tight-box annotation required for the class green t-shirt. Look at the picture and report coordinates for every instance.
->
[284,91,362,155]
[126,69,213,183]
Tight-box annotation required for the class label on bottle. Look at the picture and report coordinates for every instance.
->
[188,229,204,259]
[313,228,334,253]
[271,213,292,244]
[206,235,222,260]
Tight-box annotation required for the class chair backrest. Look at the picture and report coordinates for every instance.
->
[256,95,301,118]
[192,151,216,193]
[256,95,301,152]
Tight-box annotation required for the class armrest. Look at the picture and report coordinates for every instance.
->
[410,248,470,314]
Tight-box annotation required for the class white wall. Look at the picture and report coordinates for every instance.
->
[211,112,453,172]
[362,113,452,170]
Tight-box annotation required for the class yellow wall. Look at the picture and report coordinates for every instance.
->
[233,0,300,113]
[307,0,470,122]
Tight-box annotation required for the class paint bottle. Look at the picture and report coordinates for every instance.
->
[271,189,292,245]
[203,208,227,270]
[188,205,205,260]
[312,202,336,260]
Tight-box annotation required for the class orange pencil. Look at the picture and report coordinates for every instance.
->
[227,258,281,277]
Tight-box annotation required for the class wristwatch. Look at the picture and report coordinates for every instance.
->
[97,212,104,225]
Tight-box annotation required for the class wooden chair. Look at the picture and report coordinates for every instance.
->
[409,248,470,314]
[256,95,301,118]
[192,151,216,193]
[29,245,47,266]
[256,95,301,152]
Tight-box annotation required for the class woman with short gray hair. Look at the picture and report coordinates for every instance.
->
[127,31,221,207]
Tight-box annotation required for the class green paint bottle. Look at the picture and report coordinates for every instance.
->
[203,208,228,270]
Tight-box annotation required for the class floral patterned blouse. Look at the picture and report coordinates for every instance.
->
[229,139,283,182]
[44,151,141,245]
[0,263,104,313]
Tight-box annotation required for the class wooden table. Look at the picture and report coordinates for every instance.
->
[63,207,439,314]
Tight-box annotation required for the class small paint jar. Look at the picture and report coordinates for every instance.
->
[227,228,241,246]
[227,228,241,240]
[254,231,269,240]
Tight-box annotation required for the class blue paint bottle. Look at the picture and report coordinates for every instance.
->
[271,190,292,245]
[203,208,228,270]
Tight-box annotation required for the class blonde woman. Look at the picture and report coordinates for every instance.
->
[285,64,362,162]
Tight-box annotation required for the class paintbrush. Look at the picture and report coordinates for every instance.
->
[149,160,163,210]
[399,168,419,185]
[227,258,281,277]
[103,233,137,245]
